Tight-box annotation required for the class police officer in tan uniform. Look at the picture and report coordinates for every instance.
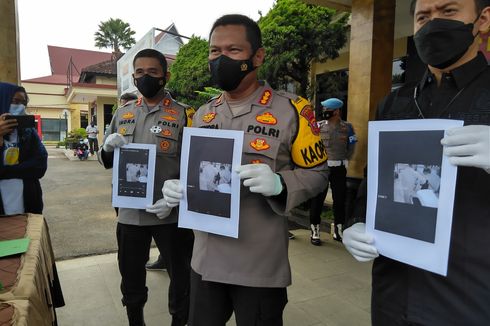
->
[309,98,357,245]
[163,15,328,326]
[99,49,194,326]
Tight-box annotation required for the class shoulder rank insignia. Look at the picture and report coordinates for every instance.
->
[258,90,272,106]
[122,112,134,120]
[250,138,270,151]
[256,112,277,125]
[203,112,216,123]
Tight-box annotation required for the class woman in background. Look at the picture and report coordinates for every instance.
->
[0,82,47,215]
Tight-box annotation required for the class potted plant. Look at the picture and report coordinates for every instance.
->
[65,128,88,149]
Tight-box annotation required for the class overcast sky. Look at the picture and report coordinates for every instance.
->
[17,0,276,80]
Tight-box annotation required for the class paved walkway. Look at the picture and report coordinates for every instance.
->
[43,147,372,325]
[55,229,372,326]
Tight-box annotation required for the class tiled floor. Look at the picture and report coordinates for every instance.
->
[55,229,372,326]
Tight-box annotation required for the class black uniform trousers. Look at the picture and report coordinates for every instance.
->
[116,222,193,325]
[188,269,288,326]
[373,308,424,326]
[309,165,347,226]
[88,137,98,155]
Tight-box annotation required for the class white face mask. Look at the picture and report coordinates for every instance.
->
[9,104,26,115]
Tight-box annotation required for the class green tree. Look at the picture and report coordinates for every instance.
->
[258,0,349,97]
[94,18,136,53]
[167,36,212,108]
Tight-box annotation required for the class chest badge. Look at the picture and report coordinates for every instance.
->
[251,159,262,164]
[122,112,135,120]
[160,140,170,151]
[202,112,217,123]
[150,126,162,134]
[4,147,19,165]
[119,127,127,135]
[250,138,270,151]
[256,112,277,125]
[162,115,177,122]
[258,90,272,105]
[161,129,172,137]
[164,108,178,115]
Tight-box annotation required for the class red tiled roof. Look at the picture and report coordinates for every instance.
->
[23,45,176,85]
[81,53,123,75]
[71,83,117,89]
[48,45,113,75]
[22,74,69,85]
[165,54,176,64]
[155,23,177,44]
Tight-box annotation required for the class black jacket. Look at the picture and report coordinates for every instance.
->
[0,128,47,214]
[350,52,490,325]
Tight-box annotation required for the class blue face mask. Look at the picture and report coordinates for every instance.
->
[9,104,26,116]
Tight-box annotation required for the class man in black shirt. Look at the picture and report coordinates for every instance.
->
[342,0,490,325]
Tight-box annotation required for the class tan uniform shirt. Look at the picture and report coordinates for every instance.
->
[100,93,194,226]
[191,81,328,287]
[319,120,357,163]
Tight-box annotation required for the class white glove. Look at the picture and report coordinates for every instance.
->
[236,163,283,197]
[162,179,183,208]
[441,125,490,173]
[102,133,127,152]
[146,198,172,219]
[342,223,379,262]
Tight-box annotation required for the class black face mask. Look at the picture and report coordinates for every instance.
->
[414,18,477,69]
[134,74,166,98]
[209,54,255,92]
[321,110,334,120]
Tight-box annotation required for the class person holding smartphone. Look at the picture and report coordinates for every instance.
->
[0,82,47,215]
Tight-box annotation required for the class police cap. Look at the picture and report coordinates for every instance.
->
[320,98,343,110]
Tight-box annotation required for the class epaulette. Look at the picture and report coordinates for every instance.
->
[174,99,191,109]
[120,99,136,108]
[276,90,299,101]
[207,94,220,103]
[207,93,224,106]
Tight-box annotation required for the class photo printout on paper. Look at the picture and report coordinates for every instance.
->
[366,119,463,276]
[112,143,156,209]
[178,127,243,238]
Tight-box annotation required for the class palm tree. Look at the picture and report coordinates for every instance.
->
[94,18,136,53]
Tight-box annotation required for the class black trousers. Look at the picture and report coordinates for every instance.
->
[188,269,287,326]
[373,307,424,326]
[88,137,98,154]
[116,222,193,325]
[309,165,347,226]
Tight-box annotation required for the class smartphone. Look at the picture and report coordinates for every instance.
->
[5,115,36,129]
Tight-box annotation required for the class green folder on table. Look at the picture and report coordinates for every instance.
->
[0,238,30,258]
